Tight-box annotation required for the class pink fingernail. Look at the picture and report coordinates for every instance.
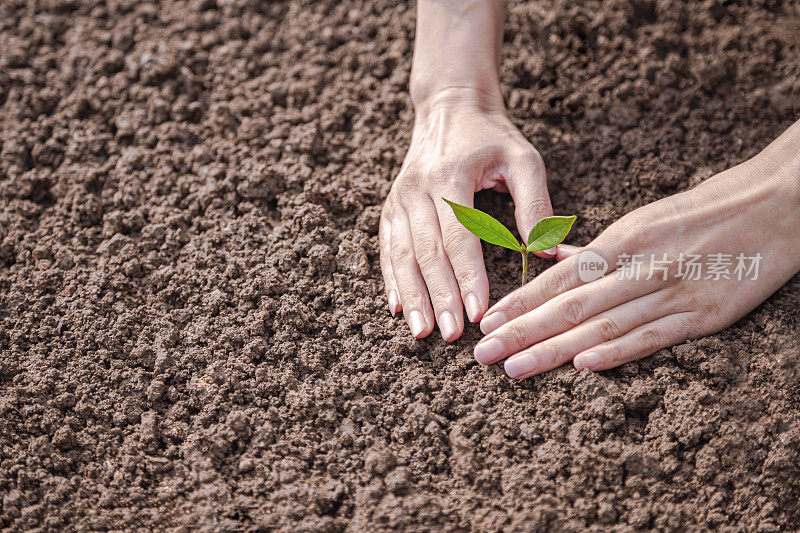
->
[388,290,400,316]
[480,312,507,335]
[408,310,427,338]
[543,247,557,256]
[504,354,536,379]
[439,311,458,341]
[474,338,503,365]
[464,294,483,323]
[574,351,601,371]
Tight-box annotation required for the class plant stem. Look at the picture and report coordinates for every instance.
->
[521,251,528,286]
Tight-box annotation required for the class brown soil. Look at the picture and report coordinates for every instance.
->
[2,0,799,530]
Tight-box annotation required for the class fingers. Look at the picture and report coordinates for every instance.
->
[474,271,659,365]
[388,211,435,338]
[434,192,489,323]
[501,289,674,378]
[480,246,616,334]
[573,312,698,372]
[379,210,401,316]
[406,199,464,341]
[383,188,484,340]
[505,149,554,258]
[480,253,579,334]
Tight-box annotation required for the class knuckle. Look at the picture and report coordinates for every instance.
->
[512,189,550,217]
[414,235,444,268]
[396,164,421,183]
[503,322,530,349]
[420,159,455,183]
[640,327,667,350]
[547,268,573,297]
[428,284,454,307]
[399,288,424,309]
[604,343,625,364]
[390,243,414,264]
[525,196,551,217]
[442,229,469,257]
[689,312,714,336]
[558,294,587,327]
[508,289,535,317]
[700,301,721,319]
[675,314,701,340]
[453,264,482,288]
[514,145,545,169]
[595,316,623,342]
[526,147,544,165]
[537,342,562,368]
[380,206,396,228]
[438,172,467,191]
[387,183,409,202]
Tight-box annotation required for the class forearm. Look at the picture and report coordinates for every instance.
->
[410,0,505,117]
[746,119,800,213]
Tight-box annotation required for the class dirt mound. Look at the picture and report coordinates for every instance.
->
[1,0,799,530]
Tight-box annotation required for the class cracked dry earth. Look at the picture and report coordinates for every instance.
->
[1,0,800,530]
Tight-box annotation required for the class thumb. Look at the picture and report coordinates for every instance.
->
[555,244,582,261]
[506,150,554,258]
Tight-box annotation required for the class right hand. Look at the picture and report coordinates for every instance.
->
[380,89,553,341]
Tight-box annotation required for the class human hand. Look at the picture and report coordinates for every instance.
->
[380,89,552,340]
[473,131,800,378]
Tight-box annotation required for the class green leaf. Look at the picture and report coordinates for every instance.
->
[526,215,577,252]
[442,198,523,252]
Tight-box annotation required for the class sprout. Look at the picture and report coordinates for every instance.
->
[443,198,576,285]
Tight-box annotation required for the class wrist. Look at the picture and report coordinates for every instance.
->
[411,85,506,121]
[411,0,505,119]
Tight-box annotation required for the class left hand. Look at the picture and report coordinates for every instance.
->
[380,93,551,342]
[473,140,800,379]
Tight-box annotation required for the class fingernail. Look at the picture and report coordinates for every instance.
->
[439,311,458,341]
[543,247,557,256]
[464,294,482,322]
[504,354,536,379]
[474,338,504,365]
[480,312,507,335]
[407,310,427,338]
[388,290,399,316]
[574,351,601,371]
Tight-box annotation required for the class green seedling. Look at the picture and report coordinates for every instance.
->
[443,198,576,286]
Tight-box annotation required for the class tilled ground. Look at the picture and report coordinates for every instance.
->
[1,0,799,530]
